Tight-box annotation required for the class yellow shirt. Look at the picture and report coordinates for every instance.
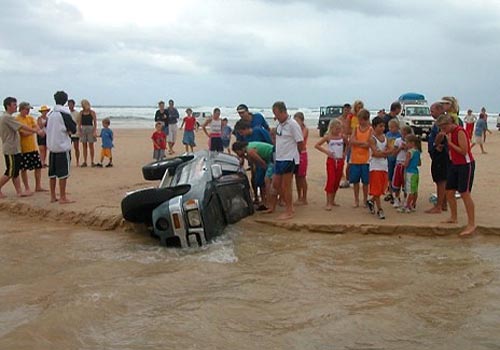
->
[15,114,37,153]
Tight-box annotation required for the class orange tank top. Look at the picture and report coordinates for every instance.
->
[350,126,371,164]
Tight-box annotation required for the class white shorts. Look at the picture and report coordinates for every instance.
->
[167,124,178,143]
[474,136,484,145]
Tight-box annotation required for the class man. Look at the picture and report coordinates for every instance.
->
[154,101,169,138]
[0,97,42,198]
[425,102,448,214]
[383,101,402,132]
[234,120,272,144]
[167,99,179,154]
[436,114,476,236]
[68,99,81,166]
[235,104,270,142]
[46,91,77,204]
[16,102,45,193]
[265,101,304,220]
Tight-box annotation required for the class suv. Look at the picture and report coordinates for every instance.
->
[121,151,254,248]
[497,114,500,130]
[317,105,343,137]
[398,93,434,139]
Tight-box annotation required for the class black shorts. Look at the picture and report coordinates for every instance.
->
[446,162,475,193]
[37,135,46,146]
[20,151,43,171]
[48,151,71,179]
[3,154,21,178]
[71,135,80,143]
[275,160,296,175]
[430,151,449,183]
[210,137,223,152]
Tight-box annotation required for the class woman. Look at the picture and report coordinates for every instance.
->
[37,105,50,167]
[436,114,476,236]
[78,99,98,167]
[463,109,477,140]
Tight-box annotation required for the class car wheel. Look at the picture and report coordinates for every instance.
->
[121,185,190,224]
[142,158,184,181]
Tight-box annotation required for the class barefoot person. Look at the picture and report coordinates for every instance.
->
[16,102,46,193]
[46,91,77,204]
[0,97,43,198]
[266,101,304,220]
[425,103,449,214]
[436,114,476,236]
[68,99,81,166]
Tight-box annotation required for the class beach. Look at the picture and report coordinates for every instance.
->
[1,129,500,349]
[0,128,499,234]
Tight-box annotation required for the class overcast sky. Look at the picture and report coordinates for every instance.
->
[1,0,499,110]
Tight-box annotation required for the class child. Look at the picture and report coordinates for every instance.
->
[202,108,223,152]
[315,118,346,210]
[221,118,233,153]
[471,112,492,154]
[180,108,197,153]
[367,117,390,219]
[399,134,421,213]
[391,126,413,208]
[349,109,372,208]
[37,105,50,167]
[151,121,167,161]
[293,112,309,205]
[384,119,401,203]
[96,118,113,167]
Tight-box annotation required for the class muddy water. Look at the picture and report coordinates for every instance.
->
[0,215,499,350]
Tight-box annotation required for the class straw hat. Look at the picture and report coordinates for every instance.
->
[39,105,50,112]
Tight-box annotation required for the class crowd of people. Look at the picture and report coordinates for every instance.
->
[0,91,113,204]
[0,92,493,235]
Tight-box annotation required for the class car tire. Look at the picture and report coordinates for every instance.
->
[121,185,192,224]
[142,158,184,181]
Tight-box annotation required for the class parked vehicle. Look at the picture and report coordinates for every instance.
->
[497,113,500,130]
[398,93,434,139]
[317,105,343,137]
[121,151,254,248]
[193,111,212,119]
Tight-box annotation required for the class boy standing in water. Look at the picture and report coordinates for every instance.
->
[367,117,390,219]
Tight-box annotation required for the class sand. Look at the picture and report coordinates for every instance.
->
[1,128,499,236]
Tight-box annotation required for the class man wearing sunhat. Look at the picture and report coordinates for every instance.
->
[16,102,46,194]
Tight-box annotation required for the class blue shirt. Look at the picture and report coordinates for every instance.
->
[251,113,270,131]
[100,128,113,148]
[406,149,420,174]
[385,130,401,160]
[427,123,448,156]
[246,127,273,144]
[474,119,487,137]
[222,125,232,141]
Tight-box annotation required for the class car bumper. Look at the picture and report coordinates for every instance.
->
[152,196,207,248]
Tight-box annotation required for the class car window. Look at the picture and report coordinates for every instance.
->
[171,158,206,185]
[217,182,252,224]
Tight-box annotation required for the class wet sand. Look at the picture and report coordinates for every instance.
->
[0,129,499,235]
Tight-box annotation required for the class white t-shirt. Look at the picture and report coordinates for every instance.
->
[275,117,303,163]
[328,138,344,159]
[46,105,72,153]
[394,137,406,163]
[369,135,388,172]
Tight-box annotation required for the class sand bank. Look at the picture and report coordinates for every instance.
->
[1,128,499,236]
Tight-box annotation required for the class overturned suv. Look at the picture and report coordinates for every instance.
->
[121,151,254,248]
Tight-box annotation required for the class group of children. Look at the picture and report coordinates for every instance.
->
[151,107,233,161]
[315,109,422,219]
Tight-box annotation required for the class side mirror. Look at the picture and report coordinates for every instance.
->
[211,164,222,179]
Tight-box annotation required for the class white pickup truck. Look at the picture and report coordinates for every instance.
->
[398,93,434,139]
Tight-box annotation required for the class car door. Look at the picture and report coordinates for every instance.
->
[215,174,254,224]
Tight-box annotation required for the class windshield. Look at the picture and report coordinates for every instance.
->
[405,106,430,116]
[171,157,207,186]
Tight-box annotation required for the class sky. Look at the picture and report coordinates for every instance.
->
[1,0,499,111]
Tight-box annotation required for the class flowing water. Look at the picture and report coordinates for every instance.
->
[0,214,499,350]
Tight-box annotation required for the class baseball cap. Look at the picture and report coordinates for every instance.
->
[19,102,33,110]
[236,104,249,112]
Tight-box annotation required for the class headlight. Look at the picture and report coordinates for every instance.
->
[186,210,202,227]
[156,217,170,231]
